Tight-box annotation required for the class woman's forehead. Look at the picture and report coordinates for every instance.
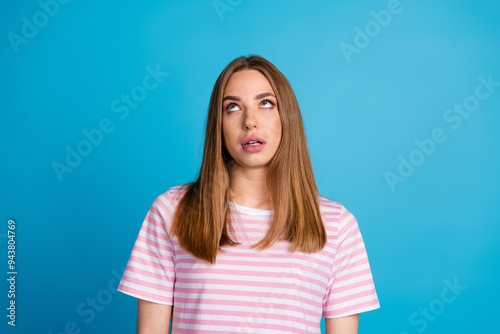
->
[223,70,275,97]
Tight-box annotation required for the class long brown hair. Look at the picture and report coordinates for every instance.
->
[171,55,326,264]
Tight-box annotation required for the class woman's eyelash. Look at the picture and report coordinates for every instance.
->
[261,99,275,106]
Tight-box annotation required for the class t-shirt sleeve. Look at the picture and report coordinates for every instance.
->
[322,204,380,318]
[117,190,176,305]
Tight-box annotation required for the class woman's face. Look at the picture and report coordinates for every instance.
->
[222,69,282,170]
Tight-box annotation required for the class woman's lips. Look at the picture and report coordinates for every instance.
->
[242,142,266,152]
[241,135,266,146]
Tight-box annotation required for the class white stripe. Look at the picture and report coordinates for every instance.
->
[330,282,376,299]
[118,280,173,298]
[326,293,379,311]
[126,258,174,276]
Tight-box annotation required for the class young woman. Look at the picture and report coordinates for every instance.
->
[117,55,380,333]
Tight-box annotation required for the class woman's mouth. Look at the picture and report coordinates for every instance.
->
[242,141,266,152]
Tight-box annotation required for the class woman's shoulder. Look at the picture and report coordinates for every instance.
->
[153,182,192,207]
[318,194,363,238]
[318,194,344,214]
[317,194,353,230]
[167,183,191,199]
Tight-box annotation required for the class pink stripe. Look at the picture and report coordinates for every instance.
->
[121,273,173,292]
[124,263,173,282]
[330,286,377,304]
[332,278,375,294]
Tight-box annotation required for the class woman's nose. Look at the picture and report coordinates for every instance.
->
[242,107,258,129]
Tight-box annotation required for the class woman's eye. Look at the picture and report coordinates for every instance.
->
[260,99,275,108]
[226,103,240,112]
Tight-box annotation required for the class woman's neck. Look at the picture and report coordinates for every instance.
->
[228,166,272,210]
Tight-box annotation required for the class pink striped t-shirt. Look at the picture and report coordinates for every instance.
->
[117,183,380,333]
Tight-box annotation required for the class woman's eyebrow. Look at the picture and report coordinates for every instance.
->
[222,92,276,102]
[222,95,240,102]
[255,92,276,100]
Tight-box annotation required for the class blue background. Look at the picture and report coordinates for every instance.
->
[1,0,499,333]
